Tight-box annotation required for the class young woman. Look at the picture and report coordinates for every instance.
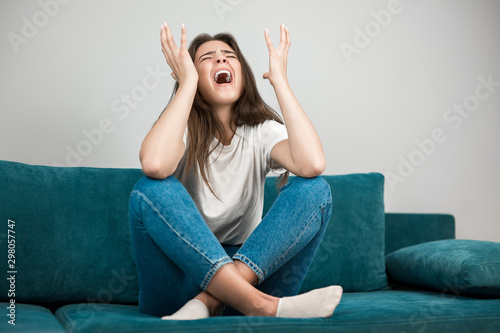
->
[128,22,342,320]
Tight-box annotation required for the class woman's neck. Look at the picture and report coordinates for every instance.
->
[214,104,236,146]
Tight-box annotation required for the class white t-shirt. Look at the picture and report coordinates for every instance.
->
[173,119,288,245]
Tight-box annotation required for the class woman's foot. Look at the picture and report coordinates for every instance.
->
[194,291,227,317]
[161,299,209,320]
[161,291,227,320]
[275,285,343,318]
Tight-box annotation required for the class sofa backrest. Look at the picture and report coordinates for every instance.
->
[0,160,389,309]
[264,174,388,294]
[385,213,455,254]
[0,160,143,309]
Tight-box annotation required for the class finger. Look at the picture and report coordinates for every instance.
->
[278,23,286,50]
[164,22,178,50]
[160,23,171,56]
[160,22,168,44]
[171,72,178,81]
[161,22,175,62]
[264,28,274,52]
[160,22,170,50]
[180,23,187,52]
[263,72,270,80]
[284,25,291,54]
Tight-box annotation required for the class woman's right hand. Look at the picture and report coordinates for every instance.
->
[161,22,198,86]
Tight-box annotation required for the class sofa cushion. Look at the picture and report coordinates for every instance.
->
[386,239,500,297]
[54,290,500,332]
[264,173,388,293]
[0,302,66,333]
[0,160,143,307]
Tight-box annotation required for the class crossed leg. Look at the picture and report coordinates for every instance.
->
[129,175,341,320]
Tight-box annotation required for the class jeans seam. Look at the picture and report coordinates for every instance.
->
[232,254,265,284]
[322,200,332,213]
[320,200,332,214]
[133,190,231,280]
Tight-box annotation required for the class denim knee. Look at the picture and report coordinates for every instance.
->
[283,176,333,228]
[131,175,180,197]
[129,175,188,222]
[283,176,332,205]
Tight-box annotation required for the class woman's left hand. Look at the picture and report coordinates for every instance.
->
[263,24,290,87]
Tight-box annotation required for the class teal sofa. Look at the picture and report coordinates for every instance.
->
[1,159,499,333]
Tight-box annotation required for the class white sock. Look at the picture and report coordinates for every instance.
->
[161,299,210,320]
[276,285,343,318]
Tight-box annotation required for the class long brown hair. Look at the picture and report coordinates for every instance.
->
[162,32,289,195]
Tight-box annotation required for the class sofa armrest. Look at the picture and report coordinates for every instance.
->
[385,213,455,255]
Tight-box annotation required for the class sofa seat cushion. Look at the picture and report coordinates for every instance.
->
[386,239,500,297]
[54,290,500,333]
[0,302,66,333]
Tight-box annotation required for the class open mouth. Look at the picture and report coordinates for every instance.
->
[214,69,232,84]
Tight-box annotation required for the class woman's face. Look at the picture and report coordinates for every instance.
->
[194,41,244,109]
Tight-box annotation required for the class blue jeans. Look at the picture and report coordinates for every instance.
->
[129,175,332,317]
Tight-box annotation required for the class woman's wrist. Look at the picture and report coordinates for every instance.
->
[272,78,292,98]
[178,78,199,93]
[271,77,291,94]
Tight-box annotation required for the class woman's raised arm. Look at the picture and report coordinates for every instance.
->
[139,23,198,179]
[264,24,326,178]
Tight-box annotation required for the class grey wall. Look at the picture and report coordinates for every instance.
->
[1,0,499,241]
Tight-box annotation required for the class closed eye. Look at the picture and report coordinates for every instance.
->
[201,55,236,61]
[198,50,237,62]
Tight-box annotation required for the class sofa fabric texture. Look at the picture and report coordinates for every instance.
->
[386,239,500,296]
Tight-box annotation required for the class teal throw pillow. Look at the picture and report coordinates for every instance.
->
[386,239,500,297]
